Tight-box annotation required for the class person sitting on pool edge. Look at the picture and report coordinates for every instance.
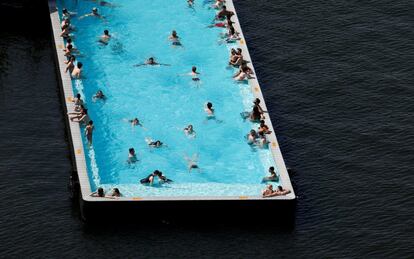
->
[127,148,138,164]
[262,185,291,198]
[140,170,172,185]
[262,166,279,183]
[133,57,170,67]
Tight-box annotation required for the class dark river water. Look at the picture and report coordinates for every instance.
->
[0,0,413,257]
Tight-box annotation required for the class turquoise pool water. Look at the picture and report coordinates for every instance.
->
[58,0,281,197]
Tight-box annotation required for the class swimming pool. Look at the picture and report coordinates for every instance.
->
[55,0,294,198]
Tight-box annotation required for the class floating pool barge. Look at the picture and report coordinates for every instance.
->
[48,0,296,220]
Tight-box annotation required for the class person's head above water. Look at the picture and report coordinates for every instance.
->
[97,187,104,197]
[104,29,109,35]
[250,129,257,135]
[76,93,81,99]
[67,38,72,44]
[172,30,177,37]
[77,62,83,69]
[153,170,162,176]
[192,66,197,73]
[207,102,213,109]
[129,148,135,154]
[92,7,98,14]
[63,8,68,14]
[88,120,93,126]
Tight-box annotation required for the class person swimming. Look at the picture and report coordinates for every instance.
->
[247,129,258,145]
[79,7,105,19]
[133,57,170,67]
[99,29,111,45]
[205,102,215,117]
[184,153,200,173]
[145,138,164,148]
[128,118,143,127]
[127,148,138,164]
[93,90,106,101]
[261,166,279,183]
[169,30,182,46]
[140,170,172,185]
[184,124,196,137]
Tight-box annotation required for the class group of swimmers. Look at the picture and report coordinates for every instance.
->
[61,1,290,197]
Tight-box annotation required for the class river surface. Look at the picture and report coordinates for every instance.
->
[0,0,413,257]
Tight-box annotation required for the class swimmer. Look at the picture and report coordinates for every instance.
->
[99,29,111,45]
[169,30,182,46]
[184,124,196,137]
[127,148,138,164]
[261,166,279,183]
[145,138,165,148]
[187,0,195,8]
[85,120,94,146]
[71,62,83,79]
[257,131,269,148]
[92,90,106,101]
[79,7,105,19]
[204,102,214,117]
[133,57,170,67]
[128,118,143,127]
[258,120,272,134]
[184,153,200,173]
[90,187,105,197]
[110,188,121,197]
[65,55,76,73]
[247,129,258,145]
[262,185,291,198]
[62,8,77,21]
[140,170,172,185]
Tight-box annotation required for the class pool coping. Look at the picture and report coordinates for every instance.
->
[48,0,296,202]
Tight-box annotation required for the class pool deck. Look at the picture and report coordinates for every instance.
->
[48,0,296,204]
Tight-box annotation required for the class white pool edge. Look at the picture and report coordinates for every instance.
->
[48,0,296,202]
